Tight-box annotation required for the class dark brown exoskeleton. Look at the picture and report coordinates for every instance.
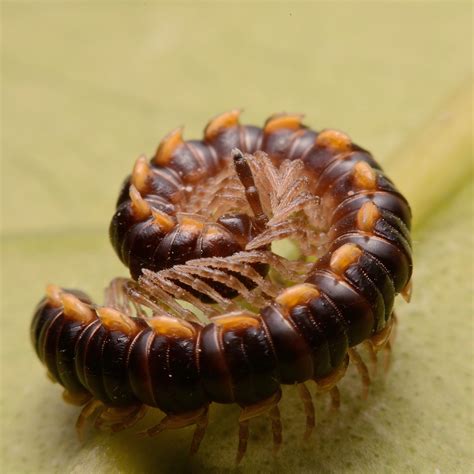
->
[31,111,413,463]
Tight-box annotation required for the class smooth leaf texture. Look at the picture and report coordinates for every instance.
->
[1,3,472,473]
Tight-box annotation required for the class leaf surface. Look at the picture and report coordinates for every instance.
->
[1,3,472,473]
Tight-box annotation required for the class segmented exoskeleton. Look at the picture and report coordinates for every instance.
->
[31,111,413,463]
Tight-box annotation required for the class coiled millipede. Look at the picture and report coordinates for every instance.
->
[31,111,413,463]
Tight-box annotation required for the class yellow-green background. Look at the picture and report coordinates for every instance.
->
[1,2,472,473]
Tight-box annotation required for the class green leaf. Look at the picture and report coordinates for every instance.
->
[2,3,472,473]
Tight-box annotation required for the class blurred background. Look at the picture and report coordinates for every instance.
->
[2,2,472,473]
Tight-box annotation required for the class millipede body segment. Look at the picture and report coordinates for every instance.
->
[31,111,413,462]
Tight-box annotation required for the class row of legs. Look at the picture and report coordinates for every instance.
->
[65,314,396,464]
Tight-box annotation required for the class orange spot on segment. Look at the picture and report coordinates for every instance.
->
[356,201,381,232]
[204,109,241,141]
[353,161,377,189]
[45,284,62,307]
[330,244,362,275]
[275,283,320,309]
[153,127,184,166]
[147,316,196,339]
[213,313,260,331]
[264,113,303,134]
[129,185,152,221]
[97,307,138,335]
[61,293,95,323]
[131,155,152,192]
[315,129,352,151]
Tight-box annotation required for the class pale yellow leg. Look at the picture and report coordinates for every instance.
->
[236,391,281,464]
[401,279,412,302]
[75,399,104,442]
[269,405,282,455]
[383,340,392,373]
[95,404,147,433]
[46,371,57,383]
[297,383,315,440]
[348,347,371,400]
[62,389,91,407]
[369,313,396,373]
[363,340,378,377]
[112,405,147,433]
[314,355,349,411]
[329,386,341,412]
[189,408,209,456]
[138,406,209,455]
[390,312,398,345]
[139,406,208,437]
[236,419,250,465]
[371,314,394,349]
